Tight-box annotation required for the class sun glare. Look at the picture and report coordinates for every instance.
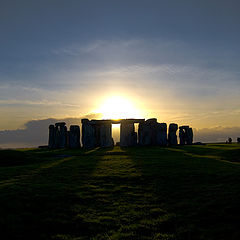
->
[97,96,142,120]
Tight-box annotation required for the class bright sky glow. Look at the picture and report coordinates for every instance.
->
[96,96,142,120]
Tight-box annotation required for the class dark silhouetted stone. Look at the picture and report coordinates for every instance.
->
[48,118,194,149]
[69,125,80,149]
[81,119,96,149]
[138,119,167,146]
[48,122,67,149]
[179,126,193,145]
[120,120,137,147]
[168,123,178,145]
[48,124,55,149]
[100,121,114,148]
[156,123,168,146]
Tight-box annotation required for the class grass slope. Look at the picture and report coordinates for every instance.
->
[0,144,240,239]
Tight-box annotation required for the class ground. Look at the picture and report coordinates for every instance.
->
[0,144,240,240]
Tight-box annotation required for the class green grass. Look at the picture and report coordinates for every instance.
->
[0,144,240,239]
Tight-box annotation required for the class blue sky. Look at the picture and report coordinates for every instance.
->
[0,0,240,138]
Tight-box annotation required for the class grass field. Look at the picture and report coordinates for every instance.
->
[0,144,240,240]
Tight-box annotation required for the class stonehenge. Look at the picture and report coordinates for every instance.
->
[48,122,80,149]
[179,126,193,145]
[81,119,114,149]
[48,119,194,149]
[69,125,81,148]
[120,119,143,147]
[48,122,67,149]
[168,123,178,145]
[138,119,167,146]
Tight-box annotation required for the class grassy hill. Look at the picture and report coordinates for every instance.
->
[0,144,240,240]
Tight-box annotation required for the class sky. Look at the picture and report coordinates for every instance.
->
[0,0,240,146]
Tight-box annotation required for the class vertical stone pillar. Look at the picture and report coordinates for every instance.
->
[66,131,70,148]
[55,122,67,148]
[156,123,168,146]
[147,118,158,145]
[138,120,149,146]
[55,126,60,148]
[120,120,137,147]
[94,123,101,147]
[69,125,80,149]
[138,119,167,146]
[100,121,114,147]
[60,125,67,148]
[138,122,146,146]
[187,127,193,144]
[168,123,178,145]
[179,127,185,145]
[81,119,96,149]
[179,126,193,145]
[138,121,151,146]
[48,124,55,148]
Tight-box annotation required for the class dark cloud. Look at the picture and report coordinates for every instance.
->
[0,114,100,148]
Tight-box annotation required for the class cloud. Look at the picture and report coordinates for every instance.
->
[0,114,100,148]
[0,99,79,107]
[194,126,240,143]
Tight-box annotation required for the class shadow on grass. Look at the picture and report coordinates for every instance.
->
[62,146,178,240]
[1,145,240,239]
[123,145,240,240]
[0,147,105,239]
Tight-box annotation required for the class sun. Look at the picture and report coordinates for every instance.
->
[97,96,142,120]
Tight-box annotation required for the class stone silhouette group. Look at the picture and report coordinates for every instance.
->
[48,118,193,149]
[226,137,240,144]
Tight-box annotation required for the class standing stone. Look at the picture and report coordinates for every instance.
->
[100,121,114,147]
[146,118,158,145]
[179,126,193,145]
[48,124,55,148]
[69,125,80,149]
[81,119,96,149]
[156,123,168,146]
[55,122,67,148]
[187,128,193,145]
[120,120,137,147]
[60,125,67,148]
[54,126,60,148]
[168,123,178,145]
[94,123,101,147]
[179,127,185,145]
[138,119,167,146]
[138,119,157,146]
[138,121,151,146]
[66,131,70,148]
